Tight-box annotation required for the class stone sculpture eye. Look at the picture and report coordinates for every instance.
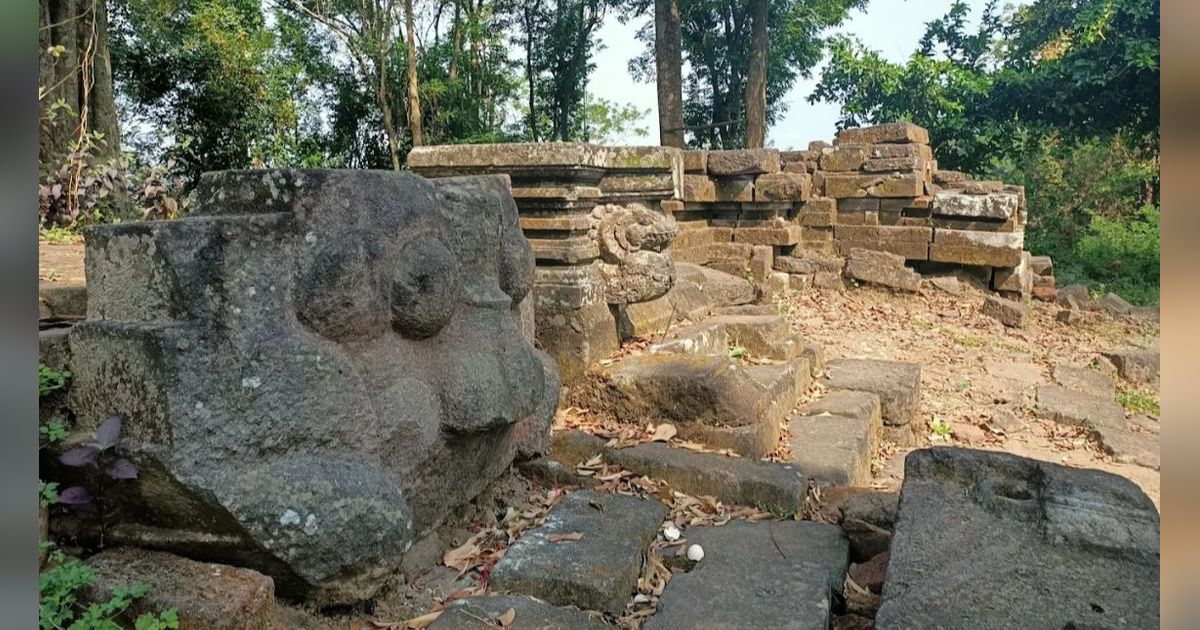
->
[296,236,389,342]
[391,238,461,338]
[498,229,535,304]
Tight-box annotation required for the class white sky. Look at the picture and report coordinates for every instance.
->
[587,0,997,148]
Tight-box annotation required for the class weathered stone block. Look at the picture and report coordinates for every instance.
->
[605,442,809,513]
[932,169,968,184]
[861,156,926,173]
[490,490,667,615]
[432,595,608,630]
[85,549,277,630]
[681,174,716,202]
[1030,254,1054,276]
[992,251,1032,301]
[820,144,870,171]
[843,248,922,292]
[871,143,933,159]
[713,176,755,202]
[932,191,1019,220]
[876,447,1159,629]
[69,171,559,603]
[835,225,932,260]
[754,171,811,201]
[682,149,708,174]
[647,521,848,630]
[707,149,781,176]
[1100,348,1160,385]
[1052,363,1116,400]
[789,390,882,485]
[732,225,803,246]
[824,359,921,427]
[797,197,836,226]
[930,229,1025,267]
[586,353,770,428]
[982,295,1029,328]
[836,122,930,146]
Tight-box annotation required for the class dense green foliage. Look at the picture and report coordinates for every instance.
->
[811,0,1159,304]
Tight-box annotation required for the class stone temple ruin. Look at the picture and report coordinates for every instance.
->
[65,170,558,603]
[38,123,1157,627]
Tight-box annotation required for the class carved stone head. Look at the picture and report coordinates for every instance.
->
[67,170,558,603]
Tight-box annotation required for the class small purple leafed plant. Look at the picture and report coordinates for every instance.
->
[57,416,137,529]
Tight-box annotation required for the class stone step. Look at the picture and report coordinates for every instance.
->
[788,390,883,486]
[876,447,1159,629]
[606,442,809,515]
[490,490,667,616]
[430,595,607,630]
[583,353,811,457]
[652,312,810,363]
[646,520,849,630]
[546,431,809,514]
[822,358,921,445]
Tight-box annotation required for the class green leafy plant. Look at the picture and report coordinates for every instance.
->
[1116,388,1159,416]
[40,364,71,397]
[929,416,952,440]
[39,542,179,630]
[729,346,748,360]
[41,417,69,445]
[40,481,60,508]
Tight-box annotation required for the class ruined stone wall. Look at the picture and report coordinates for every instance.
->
[673,122,1034,300]
[408,144,681,383]
[409,123,1044,382]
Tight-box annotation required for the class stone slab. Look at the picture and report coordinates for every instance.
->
[647,520,849,630]
[982,295,1029,328]
[707,149,781,176]
[431,595,608,629]
[85,548,277,630]
[836,123,930,146]
[754,171,811,201]
[1035,385,1126,433]
[876,447,1160,629]
[1101,348,1160,385]
[491,490,667,616]
[1052,364,1116,400]
[932,192,1019,220]
[824,359,921,427]
[788,391,882,486]
[606,442,809,514]
[843,248,922,292]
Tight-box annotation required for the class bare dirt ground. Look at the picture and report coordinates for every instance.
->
[778,280,1160,505]
[39,238,86,286]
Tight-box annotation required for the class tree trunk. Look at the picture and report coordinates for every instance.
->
[744,0,768,149]
[654,0,685,148]
[38,0,121,163]
[523,3,538,141]
[90,0,119,157]
[404,0,423,147]
[449,1,460,82]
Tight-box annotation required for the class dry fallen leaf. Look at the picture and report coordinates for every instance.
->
[547,532,584,542]
[650,423,677,442]
[401,610,442,629]
[495,608,516,627]
[442,532,485,571]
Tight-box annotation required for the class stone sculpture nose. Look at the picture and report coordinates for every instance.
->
[439,302,544,433]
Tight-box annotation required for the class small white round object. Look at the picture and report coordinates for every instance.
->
[662,524,681,541]
[686,544,705,562]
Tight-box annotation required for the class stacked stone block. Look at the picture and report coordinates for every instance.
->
[410,123,1042,381]
[409,143,680,382]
